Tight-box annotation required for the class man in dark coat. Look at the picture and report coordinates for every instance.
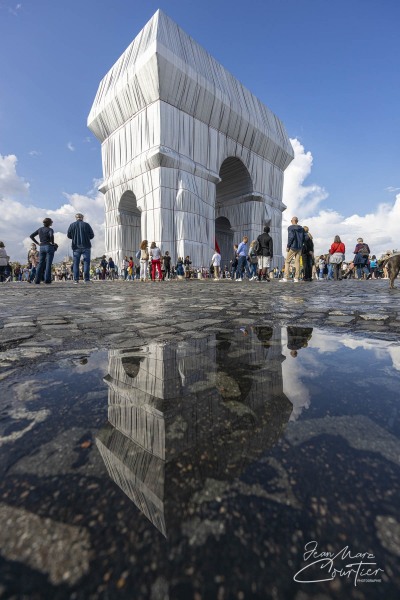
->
[280,216,304,283]
[256,225,273,281]
[67,213,95,284]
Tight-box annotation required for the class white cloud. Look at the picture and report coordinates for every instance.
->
[67,142,75,152]
[29,150,41,157]
[282,138,328,223]
[0,155,104,263]
[385,186,400,193]
[0,154,29,198]
[310,331,400,372]
[282,139,400,258]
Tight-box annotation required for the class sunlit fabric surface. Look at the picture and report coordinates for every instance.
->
[88,10,293,266]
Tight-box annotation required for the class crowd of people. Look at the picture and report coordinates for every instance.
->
[277,217,390,282]
[0,214,396,284]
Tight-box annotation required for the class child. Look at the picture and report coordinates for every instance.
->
[318,255,326,280]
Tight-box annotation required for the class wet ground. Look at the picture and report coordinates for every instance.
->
[0,279,399,599]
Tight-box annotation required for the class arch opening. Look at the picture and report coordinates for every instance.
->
[215,158,253,267]
[216,157,253,207]
[118,191,141,261]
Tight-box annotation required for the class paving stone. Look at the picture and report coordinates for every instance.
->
[0,331,35,350]
[3,322,36,328]
[359,313,389,321]
[325,316,356,324]
[357,324,389,332]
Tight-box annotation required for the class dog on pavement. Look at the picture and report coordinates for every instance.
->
[380,254,400,289]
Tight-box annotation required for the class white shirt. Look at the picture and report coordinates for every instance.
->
[150,246,161,260]
[212,252,221,267]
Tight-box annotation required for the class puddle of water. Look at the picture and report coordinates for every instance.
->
[0,328,399,599]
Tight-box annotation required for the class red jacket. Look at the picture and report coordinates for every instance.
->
[329,242,345,254]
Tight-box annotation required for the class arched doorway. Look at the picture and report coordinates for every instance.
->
[215,158,253,266]
[119,191,141,260]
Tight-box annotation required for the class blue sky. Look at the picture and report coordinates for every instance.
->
[1,0,399,261]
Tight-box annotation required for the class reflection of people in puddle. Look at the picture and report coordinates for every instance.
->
[286,327,313,357]
[252,326,273,348]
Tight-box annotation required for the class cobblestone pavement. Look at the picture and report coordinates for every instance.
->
[1,278,399,600]
[1,278,399,364]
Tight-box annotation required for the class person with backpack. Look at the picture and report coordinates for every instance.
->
[353,237,370,279]
[255,225,273,282]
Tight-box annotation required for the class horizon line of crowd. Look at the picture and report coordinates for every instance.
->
[0,214,397,284]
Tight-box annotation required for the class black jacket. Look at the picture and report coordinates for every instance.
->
[256,232,273,257]
[302,233,314,255]
[67,220,94,250]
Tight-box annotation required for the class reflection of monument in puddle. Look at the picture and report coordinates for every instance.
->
[96,327,292,536]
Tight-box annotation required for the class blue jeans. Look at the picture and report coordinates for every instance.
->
[249,262,257,277]
[73,248,91,281]
[236,256,250,279]
[29,267,37,282]
[356,263,369,279]
[327,264,334,280]
[35,245,55,284]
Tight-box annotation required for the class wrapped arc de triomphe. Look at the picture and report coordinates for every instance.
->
[88,9,294,268]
